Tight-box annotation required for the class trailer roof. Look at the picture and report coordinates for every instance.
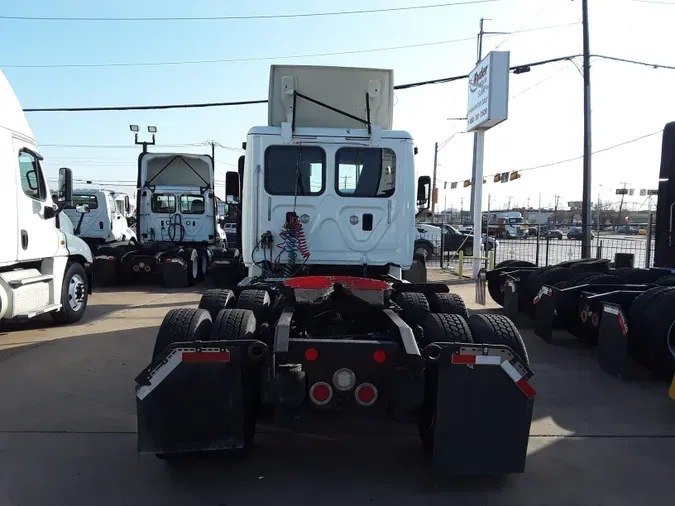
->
[0,70,34,141]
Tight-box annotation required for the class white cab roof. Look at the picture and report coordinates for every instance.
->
[0,70,34,140]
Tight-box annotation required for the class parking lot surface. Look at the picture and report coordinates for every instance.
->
[0,284,673,505]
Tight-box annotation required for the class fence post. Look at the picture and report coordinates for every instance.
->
[645,212,654,268]
[458,251,464,278]
[597,240,603,260]
[545,236,550,266]
[535,227,541,266]
[440,229,444,269]
[488,250,494,270]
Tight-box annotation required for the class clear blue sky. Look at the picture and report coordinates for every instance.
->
[2,0,673,210]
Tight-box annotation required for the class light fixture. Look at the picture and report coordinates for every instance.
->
[148,126,157,133]
[129,125,139,132]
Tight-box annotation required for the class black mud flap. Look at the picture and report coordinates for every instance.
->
[596,303,632,379]
[161,258,189,288]
[136,340,266,455]
[208,260,240,288]
[502,277,520,320]
[92,258,118,287]
[533,285,556,343]
[424,343,535,475]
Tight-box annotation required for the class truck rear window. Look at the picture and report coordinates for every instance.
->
[180,195,205,214]
[335,147,396,198]
[151,194,176,213]
[67,194,98,210]
[264,146,325,196]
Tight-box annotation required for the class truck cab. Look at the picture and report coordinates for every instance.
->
[0,70,93,324]
[63,189,136,245]
[232,65,420,280]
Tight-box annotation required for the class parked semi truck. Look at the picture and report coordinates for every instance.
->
[99,151,231,287]
[61,189,138,286]
[0,70,93,325]
[135,65,536,475]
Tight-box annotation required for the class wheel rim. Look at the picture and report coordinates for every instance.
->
[68,274,86,312]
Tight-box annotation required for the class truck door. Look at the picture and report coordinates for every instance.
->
[13,141,59,262]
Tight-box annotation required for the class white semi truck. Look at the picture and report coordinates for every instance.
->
[0,70,93,325]
[116,151,232,287]
[61,189,137,286]
[136,65,536,477]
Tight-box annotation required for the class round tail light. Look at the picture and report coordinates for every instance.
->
[309,382,332,406]
[355,383,378,406]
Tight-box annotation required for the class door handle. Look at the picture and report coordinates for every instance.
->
[20,230,28,250]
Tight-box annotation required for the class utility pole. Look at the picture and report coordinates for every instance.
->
[553,195,560,225]
[507,196,513,210]
[616,182,629,225]
[469,18,509,218]
[580,0,593,257]
[431,141,439,217]
[460,197,464,225]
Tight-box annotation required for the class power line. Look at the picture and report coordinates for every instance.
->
[437,129,663,185]
[632,0,675,5]
[593,54,675,71]
[2,23,579,69]
[39,142,243,151]
[0,1,500,22]
[22,54,581,113]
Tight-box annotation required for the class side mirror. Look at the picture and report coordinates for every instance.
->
[55,167,73,206]
[225,171,240,200]
[417,175,431,209]
[76,204,90,214]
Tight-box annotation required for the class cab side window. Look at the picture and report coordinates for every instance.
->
[18,151,45,201]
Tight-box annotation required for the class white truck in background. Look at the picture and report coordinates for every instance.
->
[0,70,93,326]
[61,189,137,286]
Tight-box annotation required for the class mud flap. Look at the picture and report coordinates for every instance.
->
[426,343,535,475]
[136,342,253,455]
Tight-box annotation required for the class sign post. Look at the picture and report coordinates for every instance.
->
[466,51,510,278]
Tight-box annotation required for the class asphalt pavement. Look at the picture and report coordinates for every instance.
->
[0,283,673,505]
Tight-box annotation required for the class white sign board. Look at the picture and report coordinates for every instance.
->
[466,51,510,132]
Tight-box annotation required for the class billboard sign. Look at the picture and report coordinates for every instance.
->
[466,52,510,132]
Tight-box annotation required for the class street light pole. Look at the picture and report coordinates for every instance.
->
[431,141,439,217]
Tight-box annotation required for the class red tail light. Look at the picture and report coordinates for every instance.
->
[373,349,387,363]
[305,348,319,361]
[355,383,378,406]
[144,265,151,272]
[309,382,332,405]
[591,313,599,326]
[132,265,140,272]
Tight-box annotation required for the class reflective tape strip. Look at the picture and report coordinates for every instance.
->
[182,351,230,363]
[136,348,230,400]
[136,350,182,401]
[500,360,536,399]
[451,354,501,365]
[451,351,537,399]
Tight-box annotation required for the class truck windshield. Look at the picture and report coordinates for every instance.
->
[335,147,396,198]
[264,145,325,196]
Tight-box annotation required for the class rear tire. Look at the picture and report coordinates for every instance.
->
[210,308,259,449]
[236,289,271,324]
[152,308,212,360]
[428,293,469,321]
[468,313,529,364]
[198,289,236,321]
[395,292,430,328]
[51,262,89,325]
[420,313,473,347]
